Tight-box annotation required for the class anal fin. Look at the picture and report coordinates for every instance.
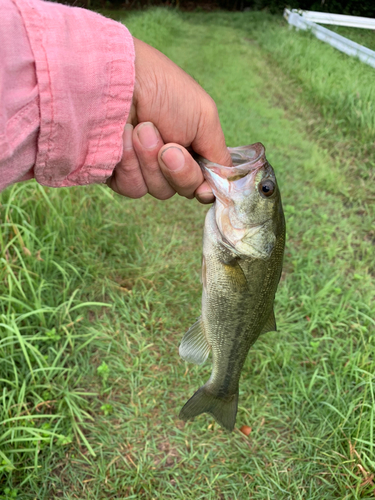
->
[260,309,277,335]
[179,317,210,365]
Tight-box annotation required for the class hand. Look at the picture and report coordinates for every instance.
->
[107,37,232,203]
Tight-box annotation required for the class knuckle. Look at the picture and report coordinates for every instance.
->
[128,185,148,199]
[176,173,199,192]
[121,157,140,173]
[155,190,175,201]
[198,96,220,136]
[205,95,219,120]
[141,160,161,175]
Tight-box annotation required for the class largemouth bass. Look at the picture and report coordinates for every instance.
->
[179,143,285,432]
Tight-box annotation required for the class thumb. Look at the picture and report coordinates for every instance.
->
[158,143,214,204]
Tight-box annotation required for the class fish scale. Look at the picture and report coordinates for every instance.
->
[179,143,285,432]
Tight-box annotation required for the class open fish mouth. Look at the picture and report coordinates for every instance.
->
[197,142,266,176]
[196,143,268,203]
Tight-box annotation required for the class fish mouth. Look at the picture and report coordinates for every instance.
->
[196,143,267,203]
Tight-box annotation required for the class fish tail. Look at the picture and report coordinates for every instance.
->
[179,386,238,432]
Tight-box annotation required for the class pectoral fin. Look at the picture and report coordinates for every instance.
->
[179,317,210,365]
[260,309,277,335]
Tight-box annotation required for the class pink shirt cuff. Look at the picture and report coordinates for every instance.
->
[0,0,135,190]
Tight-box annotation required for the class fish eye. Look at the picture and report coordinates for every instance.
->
[259,179,276,198]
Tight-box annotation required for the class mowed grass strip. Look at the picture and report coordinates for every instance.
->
[1,8,374,499]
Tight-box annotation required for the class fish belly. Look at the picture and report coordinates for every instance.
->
[202,208,266,398]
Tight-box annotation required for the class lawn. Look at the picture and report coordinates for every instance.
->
[1,8,374,499]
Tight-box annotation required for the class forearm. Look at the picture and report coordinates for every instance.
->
[0,0,135,192]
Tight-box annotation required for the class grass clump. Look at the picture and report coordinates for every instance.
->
[0,183,112,488]
[1,7,375,499]
[250,15,375,150]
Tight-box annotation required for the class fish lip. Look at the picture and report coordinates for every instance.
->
[196,143,268,203]
[197,142,267,178]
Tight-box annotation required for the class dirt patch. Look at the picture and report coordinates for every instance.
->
[154,437,182,467]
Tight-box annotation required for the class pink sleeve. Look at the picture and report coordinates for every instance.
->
[0,0,135,191]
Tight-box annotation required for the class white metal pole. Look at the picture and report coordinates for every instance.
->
[284,9,375,70]
[296,10,375,30]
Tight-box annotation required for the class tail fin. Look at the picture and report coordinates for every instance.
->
[179,386,238,432]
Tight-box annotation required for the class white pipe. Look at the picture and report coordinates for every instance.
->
[284,9,375,70]
[296,10,375,30]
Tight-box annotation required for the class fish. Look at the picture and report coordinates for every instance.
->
[179,143,286,432]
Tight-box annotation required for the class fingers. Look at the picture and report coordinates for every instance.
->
[107,124,147,198]
[108,122,216,204]
[158,144,215,204]
[132,122,176,200]
[108,122,177,200]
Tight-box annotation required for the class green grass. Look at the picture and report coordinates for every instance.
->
[1,8,375,499]
[187,11,375,151]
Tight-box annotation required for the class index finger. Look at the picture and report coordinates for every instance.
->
[192,96,232,168]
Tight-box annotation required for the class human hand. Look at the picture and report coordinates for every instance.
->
[107,38,232,203]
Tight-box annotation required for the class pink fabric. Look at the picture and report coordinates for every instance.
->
[0,0,135,191]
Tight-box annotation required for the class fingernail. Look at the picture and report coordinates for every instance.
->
[160,147,184,172]
[124,123,133,150]
[137,123,159,149]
